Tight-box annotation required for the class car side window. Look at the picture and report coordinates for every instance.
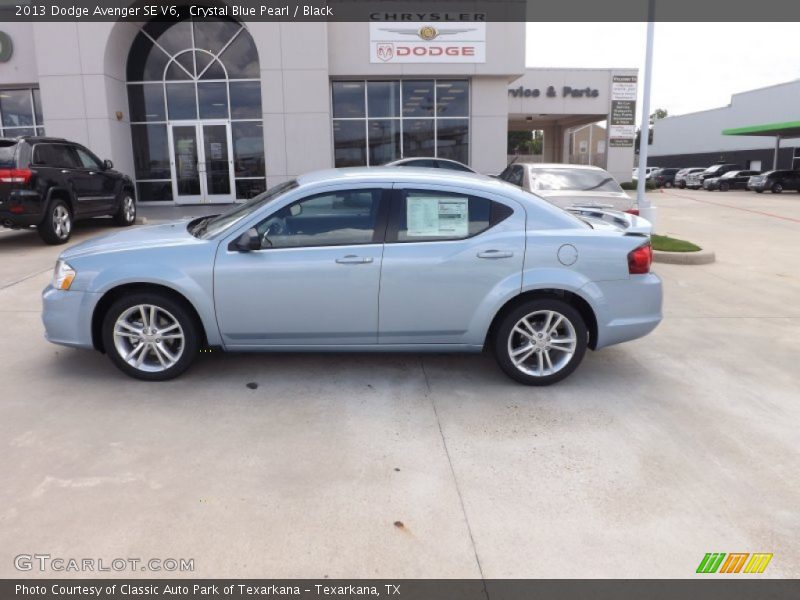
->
[437,160,472,172]
[74,146,102,170]
[33,144,78,169]
[254,189,384,249]
[401,159,437,168]
[388,189,513,243]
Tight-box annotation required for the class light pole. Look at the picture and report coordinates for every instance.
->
[636,0,657,229]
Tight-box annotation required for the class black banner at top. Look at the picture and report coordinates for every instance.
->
[2,579,800,600]
[2,0,800,22]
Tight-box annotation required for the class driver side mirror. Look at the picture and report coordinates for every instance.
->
[232,227,261,252]
[103,159,113,170]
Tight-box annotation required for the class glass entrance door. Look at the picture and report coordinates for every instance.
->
[169,121,235,204]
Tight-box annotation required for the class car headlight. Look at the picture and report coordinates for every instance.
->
[52,260,76,290]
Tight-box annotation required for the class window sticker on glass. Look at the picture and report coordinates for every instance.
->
[407,195,469,238]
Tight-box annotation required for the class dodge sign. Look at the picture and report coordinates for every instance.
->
[369,23,486,63]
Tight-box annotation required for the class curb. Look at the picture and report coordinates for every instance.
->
[653,249,716,265]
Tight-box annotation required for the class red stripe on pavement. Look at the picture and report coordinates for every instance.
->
[667,191,800,224]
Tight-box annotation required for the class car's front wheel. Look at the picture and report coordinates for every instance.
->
[719,182,730,191]
[113,191,136,226]
[494,299,587,386]
[101,292,199,381]
[664,181,673,188]
[771,183,783,193]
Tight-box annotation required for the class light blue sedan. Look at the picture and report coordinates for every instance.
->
[42,168,662,385]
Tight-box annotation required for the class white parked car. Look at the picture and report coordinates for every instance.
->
[632,167,658,180]
[499,163,637,213]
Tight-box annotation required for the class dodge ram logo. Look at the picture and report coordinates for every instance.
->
[376,43,395,61]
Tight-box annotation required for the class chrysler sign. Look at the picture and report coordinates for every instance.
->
[369,23,486,63]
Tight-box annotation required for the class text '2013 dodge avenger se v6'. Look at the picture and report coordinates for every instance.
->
[42,168,662,385]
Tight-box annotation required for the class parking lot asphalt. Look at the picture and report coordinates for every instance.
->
[1,189,798,578]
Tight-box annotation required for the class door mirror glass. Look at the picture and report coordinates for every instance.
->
[234,227,261,252]
[103,159,114,170]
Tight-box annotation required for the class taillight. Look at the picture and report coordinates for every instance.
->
[628,241,653,274]
[0,168,33,184]
[626,208,640,216]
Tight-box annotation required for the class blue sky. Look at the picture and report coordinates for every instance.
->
[526,22,800,119]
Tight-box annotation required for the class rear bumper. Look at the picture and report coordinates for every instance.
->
[582,274,663,349]
[41,285,100,349]
[0,190,46,226]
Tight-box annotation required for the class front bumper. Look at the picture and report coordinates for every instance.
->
[582,274,663,349]
[41,285,101,349]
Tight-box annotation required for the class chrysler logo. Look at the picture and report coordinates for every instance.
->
[380,26,475,41]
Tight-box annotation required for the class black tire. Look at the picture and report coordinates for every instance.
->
[664,181,673,188]
[112,190,136,226]
[101,292,199,381]
[494,298,588,386]
[719,182,730,192]
[38,199,73,245]
[771,183,783,193]
[678,181,686,189]
[755,190,763,194]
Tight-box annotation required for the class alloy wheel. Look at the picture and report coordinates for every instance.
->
[53,205,71,240]
[112,304,185,373]
[507,310,577,377]
[123,196,136,223]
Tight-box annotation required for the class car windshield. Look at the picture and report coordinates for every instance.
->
[191,180,298,239]
[720,171,739,178]
[530,168,623,192]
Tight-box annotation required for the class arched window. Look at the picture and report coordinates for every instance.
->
[127,19,265,203]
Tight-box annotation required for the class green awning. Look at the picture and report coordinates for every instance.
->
[722,120,800,137]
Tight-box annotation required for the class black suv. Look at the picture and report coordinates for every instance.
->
[0,136,136,244]
[653,168,680,188]
[748,170,800,193]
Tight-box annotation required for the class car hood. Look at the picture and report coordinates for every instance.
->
[534,190,632,209]
[60,220,203,259]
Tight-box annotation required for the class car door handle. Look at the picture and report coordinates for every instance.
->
[335,255,374,264]
[477,250,514,259]
[61,170,71,174]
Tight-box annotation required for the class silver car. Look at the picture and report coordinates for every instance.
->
[499,163,635,213]
[42,168,662,385]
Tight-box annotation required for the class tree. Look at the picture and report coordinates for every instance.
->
[635,108,668,153]
[507,130,544,155]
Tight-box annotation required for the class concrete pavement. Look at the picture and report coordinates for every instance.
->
[0,189,798,578]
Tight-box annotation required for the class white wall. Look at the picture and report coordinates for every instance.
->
[650,80,800,157]
[0,23,39,86]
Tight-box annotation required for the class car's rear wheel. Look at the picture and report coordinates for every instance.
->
[771,183,783,193]
[102,292,199,381]
[38,200,72,245]
[494,299,587,386]
[113,192,136,226]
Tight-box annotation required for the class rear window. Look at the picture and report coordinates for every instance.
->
[0,141,16,168]
[529,168,623,193]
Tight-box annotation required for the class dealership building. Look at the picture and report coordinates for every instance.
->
[0,17,637,205]
[649,79,800,172]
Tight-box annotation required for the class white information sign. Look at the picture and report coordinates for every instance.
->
[407,196,469,238]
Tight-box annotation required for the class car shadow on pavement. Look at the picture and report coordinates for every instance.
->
[0,219,118,249]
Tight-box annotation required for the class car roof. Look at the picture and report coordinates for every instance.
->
[0,136,69,144]
[512,162,607,171]
[297,166,495,189]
